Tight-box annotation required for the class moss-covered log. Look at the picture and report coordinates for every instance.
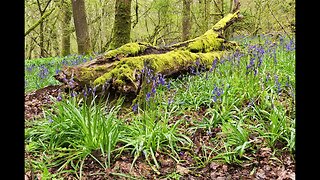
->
[55,5,241,96]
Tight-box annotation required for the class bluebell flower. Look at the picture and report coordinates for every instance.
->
[146,92,151,101]
[159,74,166,85]
[71,91,76,97]
[195,58,200,67]
[48,118,53,123]
[265,73,270,83]
[132,103,138,113]
[83,89,87,97]
[275,75,281,94]
[167,81,171,89]
[257,57,263,67]
[57,94,62,101]
[151,85,156,94]
[190,66,195,74]
[210,58,218,72]
[93,86,97,95]
[213,95,217,102]
[273,50,277,65]
[55,69,61,75]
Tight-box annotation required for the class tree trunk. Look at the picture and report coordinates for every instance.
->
[109,0,132,49]
[182,0,192,41]
[36,0,49,58]
[199,0,210,33]
[55,6,241,97]
[71,0,91,55]
[61,0,72,56]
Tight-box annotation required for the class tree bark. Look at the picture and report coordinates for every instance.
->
[71,0,91,55]
[36,0,53,58]
[61,0,72,56]
[110,0,132,49]
[182,0,192,41]
[55,5,241,97]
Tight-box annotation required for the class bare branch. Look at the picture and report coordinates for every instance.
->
[25,7,56,36]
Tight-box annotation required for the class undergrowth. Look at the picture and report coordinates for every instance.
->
[25,34,295,178]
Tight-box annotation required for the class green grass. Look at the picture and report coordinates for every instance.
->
[25,34,295,178]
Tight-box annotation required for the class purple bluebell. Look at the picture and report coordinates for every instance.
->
[273,50,278,65]
[151,85,156,94]
[159,74,166,85]
[209,58,218,72]
[213,95,217,102]
[146,92,151,101]
[57,94,62,101]
[257,57,263,67]
[285,40,295,51]
[83,89,87,97]
[206,131,212,136]
[265,73,270,83]
[92,86,97,96]
[167,81,171,89]
[71,91,76,97]
[48,118,53,123]
[190,66,196,74]
[195,58,200,67]
[55,69,61,75]
[132,103,138,113]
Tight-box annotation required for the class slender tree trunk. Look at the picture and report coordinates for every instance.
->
[182,0,191,41]
[110,0,132,49]
[221,0,224,18]
[61,0,72,56]
[199,0,210,33]
[71,0,91,55]
[39,23,45,57]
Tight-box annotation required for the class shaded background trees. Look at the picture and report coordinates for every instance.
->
[71,0,92,54]
[25,0,295,60]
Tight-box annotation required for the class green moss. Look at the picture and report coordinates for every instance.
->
[76,62,118,85]
[212,10,239,31]
[104,42,150,59]
[187,30,224,53]
[93,50,224,89]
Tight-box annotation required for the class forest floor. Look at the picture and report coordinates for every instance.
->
[24,85,295,180]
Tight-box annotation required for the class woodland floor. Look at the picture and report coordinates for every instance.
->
[24,85,295,180]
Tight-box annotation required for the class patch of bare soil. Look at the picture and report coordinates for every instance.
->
[24,85,63,121]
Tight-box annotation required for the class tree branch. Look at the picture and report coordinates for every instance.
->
[25,7,56,36]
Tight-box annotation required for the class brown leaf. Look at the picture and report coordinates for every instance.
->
[176,165,190,175]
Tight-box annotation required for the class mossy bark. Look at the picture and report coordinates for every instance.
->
[60,0,72,56]
[110,0,132,49]
[55,8,241,96]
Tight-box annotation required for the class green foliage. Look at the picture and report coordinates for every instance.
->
[25,35,295,178]
[25,93,123,178]
[119,67,192,170]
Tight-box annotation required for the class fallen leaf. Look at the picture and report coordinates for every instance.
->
[176,165,190,175]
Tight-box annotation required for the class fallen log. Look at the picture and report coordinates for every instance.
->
[54,3,242,97]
